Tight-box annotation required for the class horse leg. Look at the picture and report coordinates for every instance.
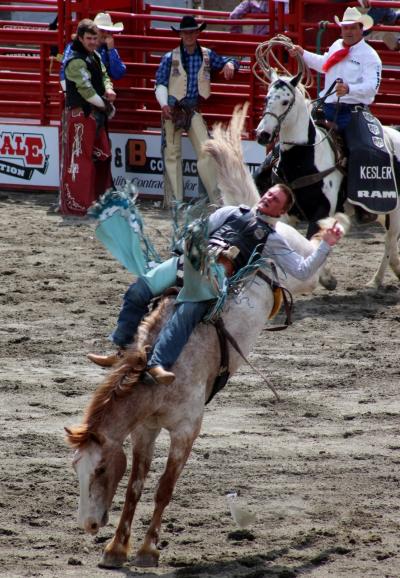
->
[309,219,338,291]
[367,213,400,288]
[99,425,161,569]
[135,425,201,567]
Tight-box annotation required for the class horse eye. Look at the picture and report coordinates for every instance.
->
[282,100,289,106]
[96,466,106,476]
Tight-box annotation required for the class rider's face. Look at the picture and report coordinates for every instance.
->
[257,186,288,218]
[340,22,363,46]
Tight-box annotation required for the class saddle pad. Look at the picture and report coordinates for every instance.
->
[345,110,399,214]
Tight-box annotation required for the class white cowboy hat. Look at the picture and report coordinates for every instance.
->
[334,7,374,30]
[94,12,124,33]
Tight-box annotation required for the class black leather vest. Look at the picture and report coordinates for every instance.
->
[65,40,105,115]
[209,207,273,271]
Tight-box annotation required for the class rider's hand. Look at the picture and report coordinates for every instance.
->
[161,104,172,120]
[288,45,304,58]
[335,81,349,97]
[104,88,116,103]
[322,222,343,247]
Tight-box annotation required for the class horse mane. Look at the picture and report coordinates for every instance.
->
[65,297,175,449]
[203,103,261,208]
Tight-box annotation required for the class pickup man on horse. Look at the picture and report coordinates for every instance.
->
[288,7,389,223]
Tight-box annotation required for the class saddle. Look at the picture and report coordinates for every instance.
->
[344,108,399,215]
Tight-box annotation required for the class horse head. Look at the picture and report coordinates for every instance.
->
[256,70,302,145]
[65,427,127,535]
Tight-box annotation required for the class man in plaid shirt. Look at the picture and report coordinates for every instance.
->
[155,16,239,205]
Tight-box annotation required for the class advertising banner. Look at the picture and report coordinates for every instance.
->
[110,132,265,197]
[0,127,265,195]
[0,125,59,188]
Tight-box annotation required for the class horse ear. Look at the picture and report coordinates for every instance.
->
[289,72,302,87]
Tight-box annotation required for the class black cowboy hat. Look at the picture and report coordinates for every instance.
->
[171,15,207,33]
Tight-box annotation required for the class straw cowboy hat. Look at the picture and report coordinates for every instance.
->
[94,13,124,33]
[171,15,207,33]
[334,7,374,30]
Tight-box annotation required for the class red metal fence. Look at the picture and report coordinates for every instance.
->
[0,0,399,133]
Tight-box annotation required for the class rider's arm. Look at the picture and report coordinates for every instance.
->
[346,56,381,102]
[263,231,331,280]
[302,39,342,73]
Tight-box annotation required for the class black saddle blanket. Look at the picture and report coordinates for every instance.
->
[345,109,399,214]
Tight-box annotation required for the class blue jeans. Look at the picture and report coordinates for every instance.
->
[111,276,154,347]
[148,300,211,369]
[323,102,355,132]
[111,273,212,370]
[111,257,179,347]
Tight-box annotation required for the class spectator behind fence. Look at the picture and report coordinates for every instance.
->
[334,0,400,50]
[60,19,115,217]
[229,0,289,35]
[229,0,268,35]
[154,15,239,206]
[60,12,126,90]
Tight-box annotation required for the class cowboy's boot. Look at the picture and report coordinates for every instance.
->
[147,365,175,385]
[87,348,125,367]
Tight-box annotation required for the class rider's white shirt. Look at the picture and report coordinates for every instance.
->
[303,38,382,105]
[208,206,331,281]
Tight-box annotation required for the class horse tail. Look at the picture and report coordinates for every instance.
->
[203,103,261,208]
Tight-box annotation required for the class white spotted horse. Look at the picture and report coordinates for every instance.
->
[255,69,400,288]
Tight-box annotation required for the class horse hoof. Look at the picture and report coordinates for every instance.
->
[319,275,337,291]
[98,551,127,569]
[134,549,159,567]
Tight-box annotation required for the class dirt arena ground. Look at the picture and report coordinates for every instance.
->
[1,190,400,578]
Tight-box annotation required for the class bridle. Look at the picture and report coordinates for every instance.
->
[262,79,297,140]
[262,78,341,149]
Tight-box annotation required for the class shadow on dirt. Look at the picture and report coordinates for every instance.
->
[281,287,400,324]
[110,544,351,577]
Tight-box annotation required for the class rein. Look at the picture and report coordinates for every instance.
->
[266,78,345,193]
[213,316,281,402]
[209,267,294,403]
[280,79,341,148]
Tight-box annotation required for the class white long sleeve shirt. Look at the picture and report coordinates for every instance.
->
[303,38,382,105]
[208,207,331,281]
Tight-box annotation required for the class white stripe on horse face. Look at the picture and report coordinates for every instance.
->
[256,83,294,137]
[74,445,102,528]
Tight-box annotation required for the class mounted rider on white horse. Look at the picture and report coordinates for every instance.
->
[288,6,399,224]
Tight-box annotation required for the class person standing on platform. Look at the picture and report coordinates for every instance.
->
[60,19,115,217]
[155,15,239,206]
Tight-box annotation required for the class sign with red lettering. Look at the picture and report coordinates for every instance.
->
[0,125,59,187]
